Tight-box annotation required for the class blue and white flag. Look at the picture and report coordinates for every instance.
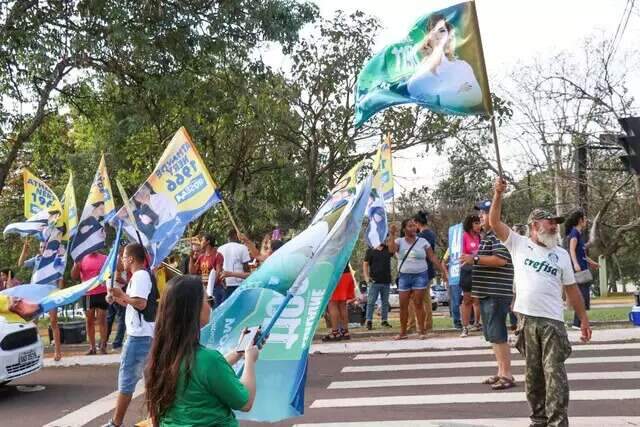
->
[3,210,50,238]
[447,223,464,286]
[365,143,389,248]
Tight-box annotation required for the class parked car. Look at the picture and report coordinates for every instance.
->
[0,315,44,385]
[431,284,450,307]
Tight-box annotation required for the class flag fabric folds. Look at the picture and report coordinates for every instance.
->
[200,173,372,422]
[4,171,62,239]
[354,1,492,127]
[71,155,116,261]
[379,136,394,201]
[60,172,78,241]
[447,222,464,286]
[110,127,221,268]
[365,142,389,248]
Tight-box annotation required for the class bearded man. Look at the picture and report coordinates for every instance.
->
[488,177,591,427]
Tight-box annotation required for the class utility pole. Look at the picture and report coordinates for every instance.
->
[575,135,588,214]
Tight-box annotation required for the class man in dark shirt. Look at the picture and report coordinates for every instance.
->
[363,243,393,330]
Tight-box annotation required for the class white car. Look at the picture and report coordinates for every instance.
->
[0,315,44,385]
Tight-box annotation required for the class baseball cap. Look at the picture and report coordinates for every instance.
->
[474,200,492,212]
[527,208,565,224]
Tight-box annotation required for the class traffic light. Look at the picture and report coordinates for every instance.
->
[617,117,640,175]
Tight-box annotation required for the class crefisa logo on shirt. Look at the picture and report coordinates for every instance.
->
[523,256,559,277]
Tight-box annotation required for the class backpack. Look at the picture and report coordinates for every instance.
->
[136,269,159,323]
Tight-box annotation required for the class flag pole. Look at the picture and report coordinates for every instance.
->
[220,197,242,238]
[471,0,504,177]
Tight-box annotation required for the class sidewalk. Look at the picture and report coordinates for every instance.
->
[42,327,640,367]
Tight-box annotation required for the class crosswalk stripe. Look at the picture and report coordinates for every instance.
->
[353,343,640,360]
[309,388,640,408]
[328,370,640,389]
[293,417,640,427]
[342,355,640,372]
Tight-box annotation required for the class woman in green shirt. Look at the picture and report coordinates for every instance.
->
[145,275,260,426]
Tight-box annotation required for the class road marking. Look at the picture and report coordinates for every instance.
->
[329,370,640,389]
[342,355,640,372]
[354,343,640,360]
[43,381,144,427]
[310,388,640,408]
[294,416,640,427]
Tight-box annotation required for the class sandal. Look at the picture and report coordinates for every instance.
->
[53,352,62,362]
[321,330,341,342]
[491,376,516,390]
[340,331,351,340]
[482,375,501,385]
[86,347,96,356]
[393,334,409,340]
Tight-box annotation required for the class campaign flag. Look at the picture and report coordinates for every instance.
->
[110,127,221,268]
[5,171,62,238]
[1,224,121,315]
[447,222,464,286]
[201,174,372,422]
[379,135,394,201]
[71,156,116,261]
[354,1,492,127]
[60,172,78,241]
[311,161,362,225]
[23,169,62,218]
[365,142,389,248]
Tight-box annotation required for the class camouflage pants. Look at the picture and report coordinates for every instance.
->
[516,315,572,427]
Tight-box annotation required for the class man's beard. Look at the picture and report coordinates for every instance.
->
[537,229,559,248]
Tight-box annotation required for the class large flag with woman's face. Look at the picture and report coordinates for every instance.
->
[354,1,492,127]
[71,155,116,261]
[109,127,221,268]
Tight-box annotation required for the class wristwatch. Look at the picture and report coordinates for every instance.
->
[473,255,480,265]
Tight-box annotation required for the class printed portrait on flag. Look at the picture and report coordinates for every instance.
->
[111,127,220,268]
[355,1,492,127]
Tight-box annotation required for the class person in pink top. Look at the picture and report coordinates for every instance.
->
[459,214,482,337]
[71,251,109,355]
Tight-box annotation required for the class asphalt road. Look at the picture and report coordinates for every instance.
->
[1,340,640,426]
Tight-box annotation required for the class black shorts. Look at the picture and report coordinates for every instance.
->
[83,293,109,311]
[460,265,473,293]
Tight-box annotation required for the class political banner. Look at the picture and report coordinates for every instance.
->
[447,222,464,286]
[60,172,78,241]
[110,127,221,267]
[311,161,362,225]
[71,155,116,261]
[1,224,121,315]
[366,143,389,248]
[23,169,61,218]
[354,1,492,127]
[201,175,372,422]
[379,135,394,201]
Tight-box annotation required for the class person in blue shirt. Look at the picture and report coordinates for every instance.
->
[564,210,599,328]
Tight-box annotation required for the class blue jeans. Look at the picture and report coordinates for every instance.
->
[118,335,152,395]
[449,284,462,328]
[106,303,126,347]
[398,271,428,292]
[212,286,226,308]
[366,283,390,321]
[573,282,591,327]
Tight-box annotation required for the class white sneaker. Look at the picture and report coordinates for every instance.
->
[571,325,581,330]
[460,327,469,337]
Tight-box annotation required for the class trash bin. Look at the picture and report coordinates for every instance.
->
[49,320,86,344]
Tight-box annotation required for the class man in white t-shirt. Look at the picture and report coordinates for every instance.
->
[104,243,155,427]
[489,177,591,427]
[218,229,251,298]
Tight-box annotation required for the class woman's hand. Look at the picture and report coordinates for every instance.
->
[245,344,260,365]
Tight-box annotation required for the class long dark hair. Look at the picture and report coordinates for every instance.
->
[145,275,204,424]
[564,209,586,237]
[413,210,428,226]
[463,214,480,233]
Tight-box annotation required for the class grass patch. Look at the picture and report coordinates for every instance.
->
[564,306,630,322]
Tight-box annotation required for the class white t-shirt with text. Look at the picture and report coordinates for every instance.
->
[502,230,576,322]
[125,270,155,337]
[218,242,251,287]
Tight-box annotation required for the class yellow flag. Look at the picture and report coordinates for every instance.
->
[23,169,61,218]
[85,155,116,219]
[60,172,78,240]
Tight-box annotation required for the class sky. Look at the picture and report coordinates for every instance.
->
[264,0,640,194]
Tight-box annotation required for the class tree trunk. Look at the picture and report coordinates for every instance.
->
[553,142,564,215]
